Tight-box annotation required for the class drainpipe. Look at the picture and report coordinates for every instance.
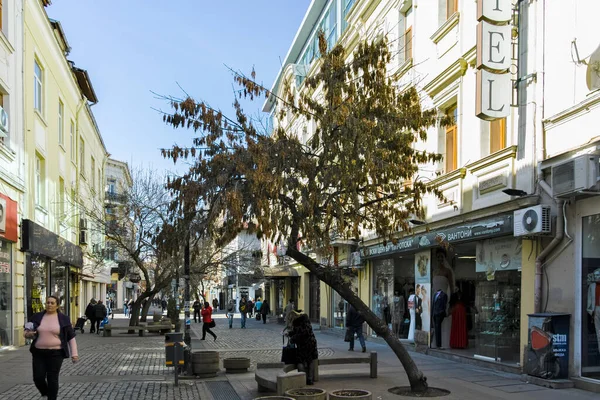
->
[534,199,564,313]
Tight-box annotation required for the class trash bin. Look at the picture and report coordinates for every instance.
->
[165,332,184,367]
[525,313,570,379]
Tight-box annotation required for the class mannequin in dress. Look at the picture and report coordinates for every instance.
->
[407,288,417,342]
[586,268,600,350]
[432,248,455,349]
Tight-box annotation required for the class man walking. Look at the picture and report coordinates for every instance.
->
[212,297,219,313]
[193,299,202,323]
[239,297,248,329]
[247,298,254,318]
[346,304,366,353]
[94,300,108,335]
[85,299,97,333]
[260,299,270,324]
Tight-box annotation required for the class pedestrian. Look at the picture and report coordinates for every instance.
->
[285,311,318,385]
[193,299,202,323]
[255,298,263,316]
[201,301,217,341]
[85,298,97,334]
[226,299,235,329]
[247,298,254,318]
[212,297,219,312]
[283,299,295,321]
[346,304,367,353]
[23,295,79,400]
[123,298,129,317]
[161,298,167,314]
[260,299,270,324]
[94,300,107,334]
[127,298,134,318]
[239,297,248,328]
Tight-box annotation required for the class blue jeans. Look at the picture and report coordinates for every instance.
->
[227,313,234,328]
[241,313,247,328]
[349,326,366,350]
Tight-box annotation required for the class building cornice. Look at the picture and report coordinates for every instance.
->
[423,57,468,98]
[430,12,460,44]
[428,168,467,188]
[543,90,600,130]
[465,145,517,173]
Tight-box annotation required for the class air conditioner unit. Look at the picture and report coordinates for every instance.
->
[0,105,8,135]
[514,205,551,237]
[79,217,88,230]
[79,230,88,245]
[551,155,600,197]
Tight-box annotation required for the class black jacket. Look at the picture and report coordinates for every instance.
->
[94,303,108,319]
[432,290,448,316]
[28,311,76,359]
[260,301,270,315]
[85,303,96,319]
[346,305,365,328]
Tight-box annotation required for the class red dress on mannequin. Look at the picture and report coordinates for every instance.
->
[450,301,468,349]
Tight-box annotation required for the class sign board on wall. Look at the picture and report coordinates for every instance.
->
[475,0,513,121]
[414,250,431,334]
[476,236,522,278]
[0,194,18,242]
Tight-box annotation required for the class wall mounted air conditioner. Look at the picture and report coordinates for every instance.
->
[551,155,600,197]
[514,205,551,237]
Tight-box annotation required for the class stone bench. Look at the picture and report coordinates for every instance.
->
[102,324,138,337]
[137,323,172,336]
[255,362,306,395]
[313,351,377,382]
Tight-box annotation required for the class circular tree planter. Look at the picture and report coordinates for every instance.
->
[329,389,372,400]
[388,387,451,398]
[223,357,251,373]
[285,387,327,400]
[191,350,219,377]
[253,397,294,400]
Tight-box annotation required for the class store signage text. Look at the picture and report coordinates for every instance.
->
[476,0,512,121]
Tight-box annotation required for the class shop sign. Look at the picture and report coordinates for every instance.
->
[0,194,18,242]
[362,214,513,258]
[21,219,83,268]
[476,236,522,280]
[475,0,512,121]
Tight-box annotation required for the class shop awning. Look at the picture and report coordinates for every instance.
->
[262,265,300,277]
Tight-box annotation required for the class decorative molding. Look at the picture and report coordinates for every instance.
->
[400,0,413,13]
[463,45,477,67]
[392,58,413,80]
[466,145,517,173]
[0,31,15,55]
[430,12,460,44]
[428,167,467,188]
[543,90,600,130]
[423,58,468,98]
[0,143,16,163]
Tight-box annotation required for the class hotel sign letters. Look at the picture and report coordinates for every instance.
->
[476,0,512,121]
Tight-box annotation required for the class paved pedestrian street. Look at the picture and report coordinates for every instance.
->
[1,313,600,399]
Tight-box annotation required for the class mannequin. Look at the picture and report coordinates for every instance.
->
[432,248,455,349]
[432,288,448,349]
[407,288,417,342]
[587,268,600,350]
[392,291,405,338]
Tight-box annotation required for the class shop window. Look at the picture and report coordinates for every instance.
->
[489,118,507,154]
[444,104,458,173]
[50,261,67,312]
[0,239,11,347]
[582,213,600,378]
[30,256,47,315]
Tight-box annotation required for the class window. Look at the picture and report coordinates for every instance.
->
[342,0,355,32]
[0,94,7,145]
[445,105,458,173]
[58,100,64,146]
[59,177,65,217]
[107,178,116,194]
[489,118,506,154]
[98,169,102,194]
[35,154,45,207]
[79,137,85,177]
[405,26,413,61]
[34,60,43,113]
[91,157,96,190]
[70,121,76,162]
[446,0,458,19]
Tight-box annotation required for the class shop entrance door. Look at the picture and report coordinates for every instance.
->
[309,273,320,323]
[579,200,600,380]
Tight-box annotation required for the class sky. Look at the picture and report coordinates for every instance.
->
[46,0,311,177]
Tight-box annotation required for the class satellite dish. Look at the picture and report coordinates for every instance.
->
[586,43,600,91]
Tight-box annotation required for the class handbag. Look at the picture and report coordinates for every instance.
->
[209,320,216,328]
[344,327,353,342]
[281,336,298,364]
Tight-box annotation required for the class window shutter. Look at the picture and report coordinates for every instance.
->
[489,118,507,154]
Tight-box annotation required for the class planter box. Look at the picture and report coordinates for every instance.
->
[285,387,326,400]
[328,389,372,400]
[254,397,294,400]
[223,357,251,373]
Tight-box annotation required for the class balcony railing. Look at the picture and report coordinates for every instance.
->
[105,191,127,203]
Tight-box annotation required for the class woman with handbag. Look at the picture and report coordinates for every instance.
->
[23,295,79,400]
[201,301,217,341]
[286,311,318,385]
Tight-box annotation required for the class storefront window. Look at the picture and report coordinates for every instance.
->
[0,239,11,347]
[582,213,600,379]
[31,256,48,314]
[50,261,68,313]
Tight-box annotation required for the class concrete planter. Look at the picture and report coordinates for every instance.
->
[191,351,219,377]
[223,357,251,373]
[285,387,327,400]
[328,389,372,400]
[253,397,294,400]
[152,312,162,322]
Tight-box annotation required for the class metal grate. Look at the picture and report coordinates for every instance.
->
[205,381,241,400]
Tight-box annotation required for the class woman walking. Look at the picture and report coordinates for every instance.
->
[226,299,235,329]
[286,311,318,385]
[24,295,79,400]
[201,301,217,341]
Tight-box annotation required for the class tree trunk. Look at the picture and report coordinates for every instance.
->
[287,246,428,393]
[140,294,155,322]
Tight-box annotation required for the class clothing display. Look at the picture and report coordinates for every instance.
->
[407,294,416,342]
[432,275,451,348]
[587,269,600,353]
[450,301,468,349]
[391,295,405,338]
[432,289,448,349]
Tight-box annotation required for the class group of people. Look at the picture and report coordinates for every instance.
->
[225,296,271,328]
[84,299,108,334]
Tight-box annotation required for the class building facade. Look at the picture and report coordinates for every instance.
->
[0,0,25,349]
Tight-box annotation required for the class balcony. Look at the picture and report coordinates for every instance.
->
[105,191,127,203]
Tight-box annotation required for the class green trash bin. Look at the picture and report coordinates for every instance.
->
[165,332,184,367]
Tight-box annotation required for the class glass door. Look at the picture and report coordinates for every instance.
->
[581,211,600,379]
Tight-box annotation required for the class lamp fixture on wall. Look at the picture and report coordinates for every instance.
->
[502,188,528,197]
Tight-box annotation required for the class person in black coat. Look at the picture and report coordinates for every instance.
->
[346,304,366,352]
[93,301,107,335]
[260,299,270,324]
[287,312,318,385]
[84,299,97,333]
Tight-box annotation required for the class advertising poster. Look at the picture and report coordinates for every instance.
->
[476,237,522,280]
[414,250,431,335]
[525,313,570,379]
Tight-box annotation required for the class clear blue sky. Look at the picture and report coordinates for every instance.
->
[47,1,311,176]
